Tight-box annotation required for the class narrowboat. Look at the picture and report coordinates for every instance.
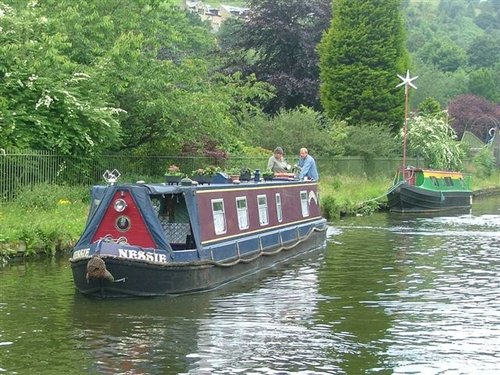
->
[70,171,327,297]
[387,167,472,213]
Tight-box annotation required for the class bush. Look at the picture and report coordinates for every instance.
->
[473,147,495,178]
[242,106,348,157]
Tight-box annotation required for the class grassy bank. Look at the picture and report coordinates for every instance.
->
[1,171,499,261]
[319,174,391,219]
[0,185,89,263]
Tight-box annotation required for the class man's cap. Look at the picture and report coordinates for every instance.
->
[274,147,284,154]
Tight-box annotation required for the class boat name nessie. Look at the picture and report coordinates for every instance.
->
[118,249,168,263]
[73,248,90,259]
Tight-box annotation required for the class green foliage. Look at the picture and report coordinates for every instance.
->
[14,184,89,210]
[417,38,467,72]
[404,0,500,109]
[318,0,409,131]
[468,67,500,102]
[1,1,273,159]
[342,123,400,159]
[409,59,468,109]
[473,147,495,178]
[191,165,221,176]
[0,2,123,155]
[467,33,500,69]
[242,106,348,157]
[0,186,89,257]
[405,114,465,170]
[418,97,442,116]
[319,174,390,219]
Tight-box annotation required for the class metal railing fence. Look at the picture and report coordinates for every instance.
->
[1,149,477,203]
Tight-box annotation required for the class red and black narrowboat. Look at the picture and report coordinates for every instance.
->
[70,172,327,297]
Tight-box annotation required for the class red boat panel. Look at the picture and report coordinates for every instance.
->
[91,190,156,248]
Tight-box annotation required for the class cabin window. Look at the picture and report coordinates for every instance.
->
[275,193,283,222]
[211,199,226,235]
[257,195,269,226]
[444,177,454,186]
[300,191,309,217]
[236,197,249,230]
[430,176,439,187]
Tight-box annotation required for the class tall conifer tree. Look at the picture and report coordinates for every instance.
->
[319,0,409,131]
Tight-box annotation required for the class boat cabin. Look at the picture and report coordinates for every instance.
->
[394,167,471,191]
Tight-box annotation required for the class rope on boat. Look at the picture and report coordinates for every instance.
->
[361,180,407,205]
[211,225,327,267]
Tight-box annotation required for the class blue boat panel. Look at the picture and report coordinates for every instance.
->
[208,243,239,262]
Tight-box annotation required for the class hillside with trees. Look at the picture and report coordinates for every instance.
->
[1,0,499,165]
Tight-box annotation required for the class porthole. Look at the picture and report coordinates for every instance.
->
[115,215,131,232]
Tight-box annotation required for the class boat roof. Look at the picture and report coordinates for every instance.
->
[404,167,465,178]
[92,179,312,195]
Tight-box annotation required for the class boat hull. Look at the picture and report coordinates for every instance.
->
[388,183,472,213]
[70,227,326,297]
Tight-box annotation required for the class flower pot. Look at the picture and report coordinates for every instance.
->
[165,175,182,185]
[192,175,212,184]
[229,175,240,183]
[239,172,251,181]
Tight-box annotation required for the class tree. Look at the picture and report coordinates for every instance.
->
[448,94,500,142]
[406,114,465,170]
[467,33,500,68]
[217,0,332,114]
[468,67,500,102]
[417,38,467,72]
[0,2,122,155]
[342,123,400,159]
[1,0,273,157]
[409,58,468,109]
[418,97,442,117]
[318,0,409,132]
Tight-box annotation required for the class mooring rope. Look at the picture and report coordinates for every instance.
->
[359,179,407,206]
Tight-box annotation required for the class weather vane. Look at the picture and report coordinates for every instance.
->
[396,70,418,170]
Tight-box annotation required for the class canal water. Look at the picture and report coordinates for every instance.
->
[1,197,499,374]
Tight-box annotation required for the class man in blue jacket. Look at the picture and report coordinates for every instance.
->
[297,147,319,180]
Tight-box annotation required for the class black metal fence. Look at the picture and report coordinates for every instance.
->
[0,149,437,203]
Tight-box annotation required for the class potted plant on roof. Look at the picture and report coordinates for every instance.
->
[164,164,184,185]
[226,167,242,183]
[191,165,220,185]
[262,169,274,181]
[239,166,253,181]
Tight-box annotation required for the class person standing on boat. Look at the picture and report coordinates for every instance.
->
[297,147,319,180]
[267,147,291,173]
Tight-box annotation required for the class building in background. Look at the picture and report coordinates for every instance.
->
[182,1,249,31]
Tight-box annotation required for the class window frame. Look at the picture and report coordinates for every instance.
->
[300,190,309,217]
[257,194,269,226]
[275,193,283,223]
[236,196,249,230]
[211,198,227,235]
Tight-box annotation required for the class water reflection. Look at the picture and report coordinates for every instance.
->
[0,197,499,374]
[186,257,339,374]
[70,294,212,374]
[329,200,500,374]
